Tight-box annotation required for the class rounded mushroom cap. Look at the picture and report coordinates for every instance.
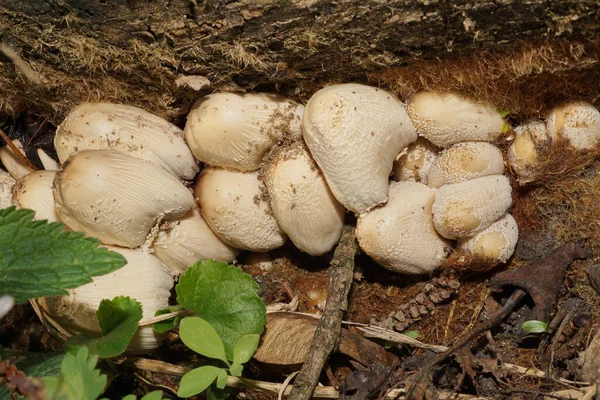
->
[195,166,287,252]
[432,175,513,240]
[0,170,15,209]
[39,246,173,353]
[12,170,61,223]
[152,206,240,275]
[427,142,505,188]
[546,101,600,150]
[53,150,195,248]
[55,102,199,180]
[458,213,518,263]
[406,91,506,147]
[303,83,417,214]
[392,138,439,184]
[264,142,345,256]
[0,140,35,180]
[507,121,548,181]
[184,92,304,171]
[357,181,452,274]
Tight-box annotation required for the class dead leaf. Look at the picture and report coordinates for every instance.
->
[578,329,600,382]
[338,364,393,400]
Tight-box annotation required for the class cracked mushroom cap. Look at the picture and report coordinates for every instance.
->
[55,102,199,180]
[392,138,439,184]
[406,91,506,147]
[432,175,513,240]
[507,121,549,182]
[12,170,61,223]
[357,181,452,274]
[184,92,304,171]
[546,101,600,150]
[0,140,35,180]
[427,142,505,188]
[195,166,287,252]
[53,150,195,248]
[152,205,240,275]
[458,213,518,263]
[0,170,15,209]
[302,83,417,214]
[263,142,345,256]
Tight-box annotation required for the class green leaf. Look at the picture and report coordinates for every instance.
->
[403,330,419,339]
[496,107,510,118]
[216,369,228,389]
[501,123,510,133]
[233,334,260,365]
[41,347,107,400]
[229,364,243,377]
[0,207,127,304]
[206,386,233,400]
[179,317,228,363]
[178,366,222,398]
[67,296,143,358]
[152,305,184,333]
[176,261,266,359]
[522,320,548,333]
[122,396,136,400]
[16,352,66,378]
[140,392,164,400]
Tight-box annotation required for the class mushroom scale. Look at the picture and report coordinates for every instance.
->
[427,142,504,188]
[0,170,15,209]
[152,205,240,275]
[302,83,417,214]
[507,121,548,182]
[356,181,452,275]
[53,150,195,248]
[406,91,506,147]
[184,92,304,171]
[432,175,513,240]
[392,138,439,184]
[546,101,600,150]
[55,102,199,180]
[12,170,61,223]
[458,213,518,263]
[195,166,287,252]
[263,142,345,256]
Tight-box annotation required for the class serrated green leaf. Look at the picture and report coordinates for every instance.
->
[229,363,243,377]
[176,261,266,359]
[41,347,107,400]
[178,366,221,398]
[233,334,260,366]
[522,320,548,333]
[67,296,143,358]
[216,369,228,389]
[403,331,419,339]
[179,317,228,363]
[0,207,127,304]
[152,305,184,333]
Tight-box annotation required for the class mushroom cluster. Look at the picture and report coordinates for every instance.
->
[7,84,583,351]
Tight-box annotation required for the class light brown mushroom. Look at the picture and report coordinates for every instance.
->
[0,139,35,179]
[392,138,439,184]
[546,101,600,150]
[507,121,549,183]
[458,214,518,263]
[0,170,15,209]
[12,170,61,223]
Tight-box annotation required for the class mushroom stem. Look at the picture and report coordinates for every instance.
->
[0,129,38,172]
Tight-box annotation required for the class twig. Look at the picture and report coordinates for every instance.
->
[0,128,38,171]
[288,223,357,400]
[405,289,527,399]
[137,310,193,327]
[0,43,43,85]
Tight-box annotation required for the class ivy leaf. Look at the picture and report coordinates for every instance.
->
[0,207,127,304]
[233,334,260,365]
[67,296,143,358]
[522,320,548,333]
[152,305,184,333]
[41,347,107,400]
[179,317,228,363]
[176,261,266,358]
[178,366,222,398]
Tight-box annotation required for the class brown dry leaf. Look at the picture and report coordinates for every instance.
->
[253,312,397,367]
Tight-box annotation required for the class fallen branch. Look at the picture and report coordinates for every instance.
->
[288,223,358,400]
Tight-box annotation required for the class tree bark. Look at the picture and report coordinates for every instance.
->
[0,0,599,120]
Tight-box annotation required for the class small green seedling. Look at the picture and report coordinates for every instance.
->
[522,320,548,333]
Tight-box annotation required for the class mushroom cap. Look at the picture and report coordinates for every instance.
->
[152,206,240,275]
[195,166,287,252]
[546,101,600,150]
[406,91,506,147]
[55,102,199,180]
[12,170,61,223]
[427,142,505,188]
[53,150,195,248]
[392,138,439,184]
[507,121,548,181]
[432,175,513,240]
[302,83,417,214]
[0,140,35,180]
[0,170,15,209]
[39,246,173,353]
[458,213,518,263]
[357,181,452,274]
[264,142,345,256]
[184,92,304,171]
